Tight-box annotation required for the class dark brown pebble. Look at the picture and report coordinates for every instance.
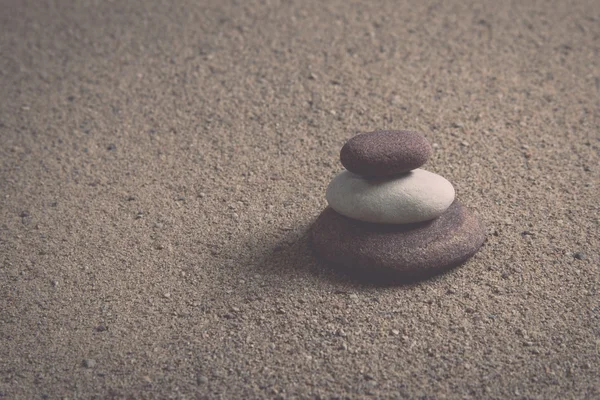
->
[311,201,485,282]
[340,130,432,177]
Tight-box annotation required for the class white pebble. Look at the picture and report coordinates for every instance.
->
[326,169,455,224]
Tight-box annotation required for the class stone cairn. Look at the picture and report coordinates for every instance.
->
[311,130,485,281]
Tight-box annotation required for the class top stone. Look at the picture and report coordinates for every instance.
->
[340,130,432,177]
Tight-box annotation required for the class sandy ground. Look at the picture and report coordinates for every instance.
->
[1,0,599,398]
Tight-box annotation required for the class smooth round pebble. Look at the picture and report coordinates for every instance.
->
[340,130,432,176]
[326,169,455,224]
[311,201,485,281]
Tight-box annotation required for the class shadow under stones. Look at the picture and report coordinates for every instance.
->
[313,254,466,288]
[251,218,465,289]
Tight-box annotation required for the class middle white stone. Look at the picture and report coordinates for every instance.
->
[325,168,455,224]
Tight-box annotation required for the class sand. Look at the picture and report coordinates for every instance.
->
[0,0,598,398]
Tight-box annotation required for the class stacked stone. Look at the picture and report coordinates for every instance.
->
[311,130,485,281]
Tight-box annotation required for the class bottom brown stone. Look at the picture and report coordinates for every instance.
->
[311,201,485,282]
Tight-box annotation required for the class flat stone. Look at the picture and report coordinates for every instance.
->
[311,201,485,281]
[326,169,455,224]
[340,130,432,176]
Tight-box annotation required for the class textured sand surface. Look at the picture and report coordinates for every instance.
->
[1,0,599,398]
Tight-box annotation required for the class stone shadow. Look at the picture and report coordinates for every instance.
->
[248,218,463,289]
